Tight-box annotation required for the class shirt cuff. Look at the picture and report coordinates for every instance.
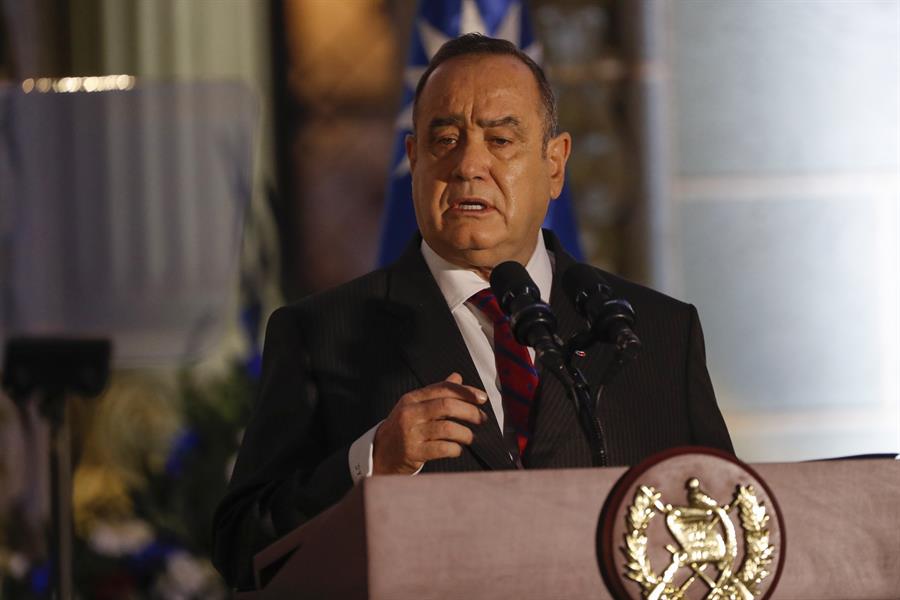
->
[348,421,424,482]
[348,422,379,483]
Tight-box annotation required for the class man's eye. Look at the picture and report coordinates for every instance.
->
[437,137,457,146]
[491,137,511,146]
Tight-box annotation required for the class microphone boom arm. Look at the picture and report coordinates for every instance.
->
[519,336,609,468]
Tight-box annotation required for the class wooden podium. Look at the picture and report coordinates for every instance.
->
[237,457,899,599]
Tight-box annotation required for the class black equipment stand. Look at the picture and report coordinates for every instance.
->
[2,338,111,600]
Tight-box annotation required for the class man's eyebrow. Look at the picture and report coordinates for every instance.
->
[427,115,524,130]
[428,115,465,130]
[476,115,523,129]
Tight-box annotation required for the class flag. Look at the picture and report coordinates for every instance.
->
[377,0,584,266]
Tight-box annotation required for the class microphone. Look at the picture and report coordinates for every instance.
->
[492,261,609,467]
[562,263,642,361]
[489,261,569,381]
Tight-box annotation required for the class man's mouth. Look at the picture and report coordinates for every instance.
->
[450,198,492,213]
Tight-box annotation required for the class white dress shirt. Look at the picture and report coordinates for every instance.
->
[348,234,553,482]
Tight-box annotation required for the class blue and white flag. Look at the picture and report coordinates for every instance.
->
[377,0,583,266]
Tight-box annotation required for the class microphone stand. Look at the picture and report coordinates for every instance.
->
[565,366,609,469]
[565,330,633,410]
[557,328,645,469]
[534,346,608,468]
[490,261,625,469]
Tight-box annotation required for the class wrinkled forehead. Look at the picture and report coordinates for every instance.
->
[415,54,544,129]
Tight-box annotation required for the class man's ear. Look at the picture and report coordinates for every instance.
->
[546,132,571,200]
[405,133,417,173]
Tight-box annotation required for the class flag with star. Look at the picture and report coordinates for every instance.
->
[377,0,584,266]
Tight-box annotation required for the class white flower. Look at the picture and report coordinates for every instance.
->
[153,551,225,600]
[0,548,30,579]
[7,552,29,579]
[87,519,154,557]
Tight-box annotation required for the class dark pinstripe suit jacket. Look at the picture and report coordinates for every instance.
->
[212,230,733,588]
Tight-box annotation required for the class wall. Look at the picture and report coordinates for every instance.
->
[663,0,900,460]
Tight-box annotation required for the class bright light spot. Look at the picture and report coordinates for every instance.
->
[17,75,136,94]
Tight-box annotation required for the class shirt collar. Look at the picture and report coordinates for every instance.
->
[421,233,553,311]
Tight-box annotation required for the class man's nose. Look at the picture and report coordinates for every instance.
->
[452,138,490,180]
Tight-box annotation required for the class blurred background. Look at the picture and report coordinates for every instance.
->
[0,0,897,597]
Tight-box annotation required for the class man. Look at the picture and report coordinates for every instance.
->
[212,34,732,589]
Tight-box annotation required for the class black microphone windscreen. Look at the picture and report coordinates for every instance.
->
[562,262,606,307]
[489,261,538,312]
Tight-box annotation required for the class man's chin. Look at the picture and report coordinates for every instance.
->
[433,239,516,271]
[426,224,539,269]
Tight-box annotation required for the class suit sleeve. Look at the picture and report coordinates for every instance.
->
[685,304,735,453]
[211,306,354,590]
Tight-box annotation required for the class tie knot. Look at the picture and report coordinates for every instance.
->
[469,289,508,325]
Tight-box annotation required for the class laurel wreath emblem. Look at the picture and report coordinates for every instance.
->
[622,482,775,600]
[623,486,666,592]
[732,485,775,595]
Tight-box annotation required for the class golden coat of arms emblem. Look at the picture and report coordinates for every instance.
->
[622,477,774,600]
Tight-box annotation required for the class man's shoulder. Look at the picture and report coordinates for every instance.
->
[260,269,396,352]
[600,270,689,307]
[584,267,696,326]
[546,230,692,316]
[278,268,392,322]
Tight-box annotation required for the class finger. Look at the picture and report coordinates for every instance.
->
[441,381,489,405]
[418,419,476,445]
[445,372,485,403]
[404,380,488,405]
[419,396,488,425]
[418,440,464,461]
[444,372,463,385]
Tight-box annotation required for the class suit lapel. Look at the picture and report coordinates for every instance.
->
[378,238,516,471]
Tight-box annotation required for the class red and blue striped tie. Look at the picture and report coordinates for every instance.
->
[470,289,539,458]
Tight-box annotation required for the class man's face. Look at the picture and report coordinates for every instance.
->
[406,54,571,273]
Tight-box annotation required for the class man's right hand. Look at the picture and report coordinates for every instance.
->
[372,372,488,475]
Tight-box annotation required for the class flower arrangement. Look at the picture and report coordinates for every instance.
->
[0,363,254,599]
